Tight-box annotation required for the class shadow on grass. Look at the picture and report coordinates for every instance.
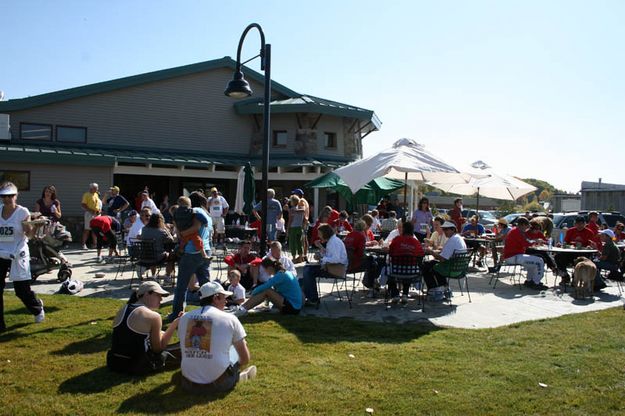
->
[52,332,111,355]
[4,305,61,316]
[245,313,441,344]
[116,371,230,414]
[58,366,143,394]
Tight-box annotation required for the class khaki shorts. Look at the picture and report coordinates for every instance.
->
[84,211,96,230]
[212,216,225,233]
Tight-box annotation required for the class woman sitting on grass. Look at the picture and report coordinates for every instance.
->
[107,281,181,375]
[234,258,302,316]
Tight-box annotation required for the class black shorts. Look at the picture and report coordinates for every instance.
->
[281,298,300,315]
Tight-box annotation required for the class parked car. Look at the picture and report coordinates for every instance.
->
[552,211,625,242]
[461,209,498,228]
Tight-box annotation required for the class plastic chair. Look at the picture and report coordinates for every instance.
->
[385,255,424,310]
[434,250,473,306]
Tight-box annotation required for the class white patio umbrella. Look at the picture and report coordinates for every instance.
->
[332,138,479,214]
[427,160,537,211]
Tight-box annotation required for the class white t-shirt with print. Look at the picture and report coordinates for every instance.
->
[0,205,32,281]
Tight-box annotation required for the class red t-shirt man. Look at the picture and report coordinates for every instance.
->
[389,235,425,258]
[328,209,340,225]
[526,229,547,242]
[564,227,594,246]
[343,230,366,270]
[332,219,353,232]
[503,227,531,259]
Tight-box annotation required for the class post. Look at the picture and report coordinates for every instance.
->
[259,44,271,256]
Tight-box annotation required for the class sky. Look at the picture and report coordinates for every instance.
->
[2,0,624,193]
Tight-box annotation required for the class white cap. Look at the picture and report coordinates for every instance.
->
[199,281,233,299]
[599,229,615,238]
[136,281,170,297]
[441,221,457,229]
[0,183,18,196]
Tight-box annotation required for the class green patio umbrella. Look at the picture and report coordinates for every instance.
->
[305,172,405,206]
[242,162,256,216]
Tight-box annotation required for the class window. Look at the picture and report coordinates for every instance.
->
[57,125,87,143]
[323,132,337,149]
[272,130,288,148]
[20,123,52,141]
[0,171,30,191]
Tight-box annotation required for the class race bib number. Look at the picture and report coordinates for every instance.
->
[0,226,15,242]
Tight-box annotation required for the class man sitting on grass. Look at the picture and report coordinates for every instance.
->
[178,282,256,393]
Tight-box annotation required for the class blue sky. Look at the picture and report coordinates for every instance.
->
[2,0,624,192]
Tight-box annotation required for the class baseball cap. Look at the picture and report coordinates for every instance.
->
[109,186,120,192]
[210,187,218,193]
[497,218,508,225]
[199,281,233,299]
[0,183,18,196]
[136,281,169,297]
[128,209,138,217]
[599,229,615,238]
[291,188,304,196]
[441,221,457,229]
[574,216,586,223]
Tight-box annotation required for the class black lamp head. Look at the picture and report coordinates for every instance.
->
[224,70,253,98]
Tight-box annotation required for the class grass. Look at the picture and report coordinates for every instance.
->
[1,295,625,415]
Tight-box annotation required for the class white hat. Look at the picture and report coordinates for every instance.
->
[0,183,18,196]
[599,229,615,238]
[199,281,233,299]
[136,281,170,297]
[441,221,457,229]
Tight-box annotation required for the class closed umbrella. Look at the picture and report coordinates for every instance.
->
[234,166,246,214]
[242,162,256,217]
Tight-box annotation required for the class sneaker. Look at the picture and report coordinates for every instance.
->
[96,256,103,263]
[234,307,248,317]
[239,365,257,382]
[34,300,45,323]
[81,244,88,250]
[444,288,453,299]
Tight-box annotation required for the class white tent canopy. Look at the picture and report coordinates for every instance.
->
[333,138,474,194]
[428,160,537,201]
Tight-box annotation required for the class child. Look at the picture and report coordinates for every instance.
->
[173,196,208,258]
[227,269,246,306]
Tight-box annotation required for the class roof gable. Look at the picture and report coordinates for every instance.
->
[0,57,299,112]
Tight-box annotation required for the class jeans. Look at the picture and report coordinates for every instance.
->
[168,251,210,322]
[1,259,43,329]
[594,260,618,286]
[301,264,333,302]
[181,362,240,394]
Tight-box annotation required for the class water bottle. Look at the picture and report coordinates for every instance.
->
[548,238,553,249]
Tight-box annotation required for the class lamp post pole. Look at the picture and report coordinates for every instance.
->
[225,23,271,256]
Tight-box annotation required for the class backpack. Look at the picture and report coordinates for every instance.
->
[59,278,84,295]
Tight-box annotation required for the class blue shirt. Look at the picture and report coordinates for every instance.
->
[462,223,485,236]
[183,208,213,255]
[254,198,283,225]
[252,271,302,310]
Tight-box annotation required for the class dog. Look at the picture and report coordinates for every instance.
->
[573,256,596,299]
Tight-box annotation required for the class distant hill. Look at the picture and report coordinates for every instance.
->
[521,178,569,201]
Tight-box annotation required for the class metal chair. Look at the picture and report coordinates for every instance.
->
[127,239,169,289]
[434,250,473,306]
[385,255,424,310]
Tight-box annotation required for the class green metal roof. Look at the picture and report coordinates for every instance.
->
[0,143,354,169]
[0,57,299,112]
[234,95,381,130]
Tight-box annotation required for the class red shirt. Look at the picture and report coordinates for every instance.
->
[343,231,366,270]
[449,207,465,232]
[224,252,261,268]
[89,215,113,233]
[328,210,340,224]
[587,221,599,235]
[503,227,531,259]
[564,227,594,246]
[616,231,625,241]
[527,230,547,242]
[366,229,376,242]
[389,235,425,258]
[311,220,322,245]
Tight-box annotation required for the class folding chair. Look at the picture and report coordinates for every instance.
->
[316,262,351,308]
[434,250,473,306]
[127,239,168,289]
[385,255,424,310]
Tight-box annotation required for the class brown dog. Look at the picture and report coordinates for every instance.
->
[573,257,596,299]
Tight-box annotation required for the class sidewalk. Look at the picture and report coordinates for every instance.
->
[21,244,625,329]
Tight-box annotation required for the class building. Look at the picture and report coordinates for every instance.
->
[0,57,380,233]
[581,180,625,213]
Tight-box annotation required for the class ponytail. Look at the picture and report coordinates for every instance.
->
[127,290,139,304]
[260,257,286,272]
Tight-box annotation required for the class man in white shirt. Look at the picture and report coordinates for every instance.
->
[140,191,160,215]
[207,187,229,245]
[126,208,150,244]
[301,224,348,305]
[257,241,296,285]
[422,221,467,297]
[178,281,256,393]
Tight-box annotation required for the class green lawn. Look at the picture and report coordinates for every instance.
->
[1,295,624,415]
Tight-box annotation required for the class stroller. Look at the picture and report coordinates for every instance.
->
[28,218,73,282]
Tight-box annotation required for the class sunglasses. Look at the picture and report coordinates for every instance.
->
[0,194,16,198]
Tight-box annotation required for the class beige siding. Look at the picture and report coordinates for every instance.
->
[1,162,112,216]
[8,68,260,153]
[269,114,348,156]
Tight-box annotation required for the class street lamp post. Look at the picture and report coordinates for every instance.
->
[224,23,271,256]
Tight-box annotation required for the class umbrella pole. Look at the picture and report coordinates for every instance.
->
[402,172,408,221]
[476,188,480,215]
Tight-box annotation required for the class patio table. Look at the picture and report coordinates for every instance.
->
[529,245,598,255]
